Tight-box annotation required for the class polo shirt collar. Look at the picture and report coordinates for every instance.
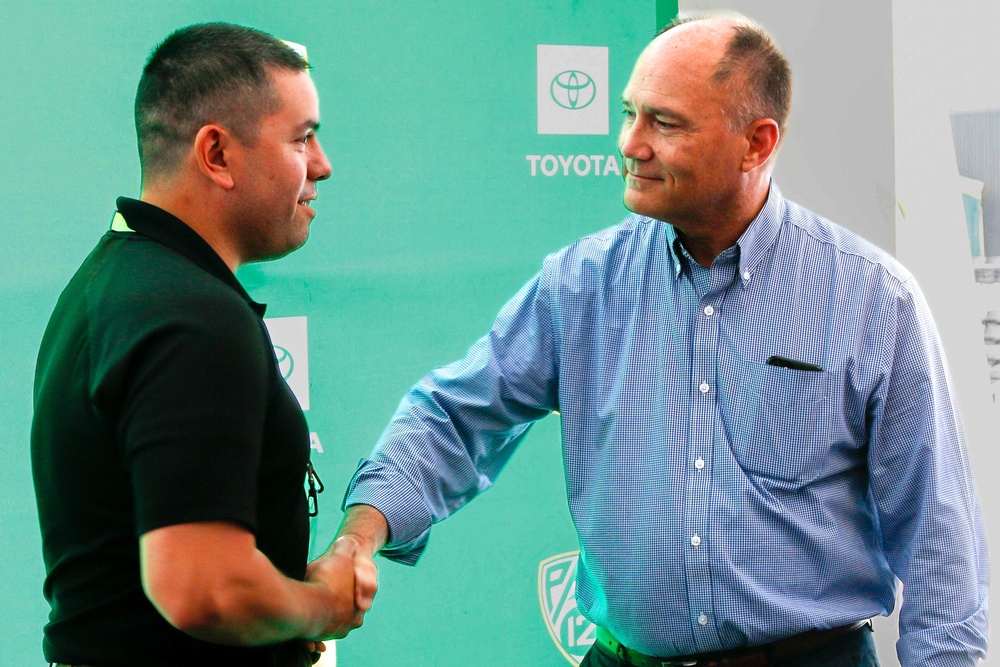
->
[113,197,266,317]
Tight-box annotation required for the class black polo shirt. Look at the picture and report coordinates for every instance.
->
[31,198,311,666]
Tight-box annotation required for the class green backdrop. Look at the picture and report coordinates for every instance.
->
[0,1,677,664]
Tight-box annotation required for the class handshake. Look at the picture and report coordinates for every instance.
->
[298,504,388,659]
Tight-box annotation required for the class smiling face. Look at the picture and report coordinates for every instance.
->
[229,68,332,263]
[618,22,752,233]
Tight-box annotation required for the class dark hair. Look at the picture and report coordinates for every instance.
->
[658,13,791,138]
[135,22,309,180]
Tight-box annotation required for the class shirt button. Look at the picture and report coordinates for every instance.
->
[743,270,751,280]
[699,382,710,394]
[698,613,709,626]
[691,534,701,547]
[704,305,714,316]
[694,457,705,470]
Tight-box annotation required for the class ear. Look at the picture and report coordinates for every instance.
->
[193,124,236,190]
[741,119,780,172]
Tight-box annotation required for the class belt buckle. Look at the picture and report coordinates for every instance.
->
[661,661,698,667]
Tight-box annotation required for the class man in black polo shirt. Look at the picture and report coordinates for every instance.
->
[31,23,374,667]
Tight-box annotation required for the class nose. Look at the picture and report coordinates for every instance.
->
[309,137,332,182]
[618,117,652,164]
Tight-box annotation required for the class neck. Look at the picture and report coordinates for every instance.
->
[140,181,241,272]
[675,180,771,267]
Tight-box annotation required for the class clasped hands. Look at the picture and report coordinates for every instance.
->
[304,534,379,644]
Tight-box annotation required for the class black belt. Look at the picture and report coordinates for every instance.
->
[594,620,870,667]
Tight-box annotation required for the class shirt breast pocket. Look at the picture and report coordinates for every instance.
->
[722,359,833,487]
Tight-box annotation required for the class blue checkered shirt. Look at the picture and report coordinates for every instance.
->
[344,184,988,666]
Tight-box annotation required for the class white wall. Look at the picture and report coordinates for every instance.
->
[893,1,1000,663]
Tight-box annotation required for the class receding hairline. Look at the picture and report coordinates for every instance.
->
[656,10,763,38]
[644,11,791,138]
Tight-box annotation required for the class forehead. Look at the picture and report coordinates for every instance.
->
[268,69,320,118]
[622,22,731,108]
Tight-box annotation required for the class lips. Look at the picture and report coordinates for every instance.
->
[297,195,317,218]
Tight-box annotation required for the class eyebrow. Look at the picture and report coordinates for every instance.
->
[621,97,689,124]
[297,120,321,133]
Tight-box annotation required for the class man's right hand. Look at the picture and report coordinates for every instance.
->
[304,536,370,639]
[328,504,389,620]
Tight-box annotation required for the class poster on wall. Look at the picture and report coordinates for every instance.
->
[950,110,1000,404]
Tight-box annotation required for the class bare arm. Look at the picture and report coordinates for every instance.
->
[140,520,364,645]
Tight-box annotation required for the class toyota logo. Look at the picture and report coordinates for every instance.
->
[550,69,597,110]
[273,345,295,381]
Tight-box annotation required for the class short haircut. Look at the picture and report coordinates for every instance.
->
[658,12,791,139]
[135,22,309,180]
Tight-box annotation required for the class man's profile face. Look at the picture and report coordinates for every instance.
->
[617,23,749,229]
[230,68,332,262]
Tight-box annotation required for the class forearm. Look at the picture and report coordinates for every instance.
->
[335,504,389,557]
[169,552,348,644]
[141,521,360,645]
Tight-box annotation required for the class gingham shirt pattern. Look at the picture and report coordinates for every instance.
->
[345,185,988,666]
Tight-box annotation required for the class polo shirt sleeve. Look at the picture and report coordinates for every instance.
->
[93,285,273,537]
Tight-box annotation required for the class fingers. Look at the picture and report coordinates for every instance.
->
[353,551,378,612]
[330,534,379,613]
[305,538,380,639]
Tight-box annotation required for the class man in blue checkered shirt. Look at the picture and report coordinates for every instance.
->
[336,13,988,667]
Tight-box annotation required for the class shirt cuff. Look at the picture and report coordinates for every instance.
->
[896,595,988,667]
[342,458,434,566]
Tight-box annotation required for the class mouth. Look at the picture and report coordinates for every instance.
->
[297,196,317,215]
[625,172,661,188]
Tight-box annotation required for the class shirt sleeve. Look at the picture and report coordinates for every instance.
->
[867,276,989,667]
[103,289,272,537]
[342,260,560,564]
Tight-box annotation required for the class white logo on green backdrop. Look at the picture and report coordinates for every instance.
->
[539,551,596,665]
[537,45,609,135]
[263,316,310,410]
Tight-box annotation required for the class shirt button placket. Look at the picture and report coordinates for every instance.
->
[685,291,721,652]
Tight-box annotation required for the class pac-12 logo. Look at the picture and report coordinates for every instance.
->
[539,551,596,665]
[537,45,608,135]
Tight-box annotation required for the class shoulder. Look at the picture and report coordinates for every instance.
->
[779,198,915,293]
[543,214,664,279]
[88,236,263,347]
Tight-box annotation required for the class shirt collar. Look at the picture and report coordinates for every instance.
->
[662,181,785,285]
[113,197,266,317]
[735,181,784,287]
[663,224,685,278]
